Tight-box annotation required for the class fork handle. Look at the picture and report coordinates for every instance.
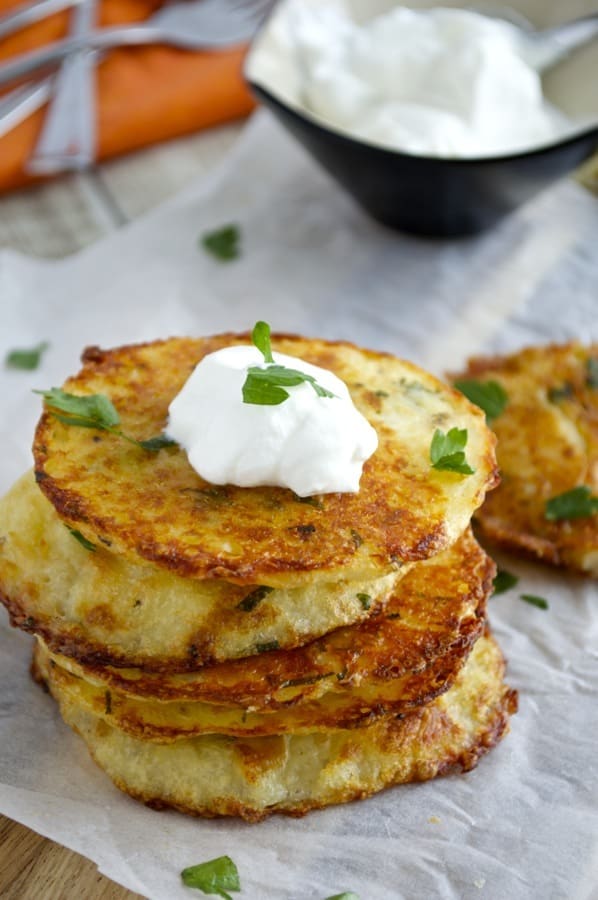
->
[0,26,163,88]
[0,0,79,41]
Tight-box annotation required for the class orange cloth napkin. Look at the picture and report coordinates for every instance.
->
[0,0,256,194]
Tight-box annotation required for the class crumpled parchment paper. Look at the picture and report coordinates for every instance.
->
[0,111,597,900]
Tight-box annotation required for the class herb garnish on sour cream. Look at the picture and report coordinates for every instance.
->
[242,322,336,406]
[166,322,378,496]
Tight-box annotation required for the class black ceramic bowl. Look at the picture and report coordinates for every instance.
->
[245,2,598,237]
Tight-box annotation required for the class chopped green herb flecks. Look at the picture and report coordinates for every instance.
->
[280,672,334,689]
[586,357,598,389]
[493,569,519,595]
[454,379,508,421]
[136,434,177,451]
[237,585,274,612]
[375,390,389,398]
[67,527,96,552]
[357,592,371,610]
[548,383,574,403]
[255,640,280,654]
[5,342,49,371]
[35,388,174,453]
[520,593,549,610]
[350,529,363,547]
[545,486,598,521]
[242,321,336,406]
[293,493,324,509]
[324,893,360,900]
[181,855,241,899]
[430,427,475,475]
[201,224,240,262]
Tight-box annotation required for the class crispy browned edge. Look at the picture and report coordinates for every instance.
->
[31,632,518,823]
[28,556,491,738]
[44,619,486,740]
[4,535,493,680]
[453,343,597,576]
[32,335,499,583]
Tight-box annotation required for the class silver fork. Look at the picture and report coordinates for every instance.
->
[0,0,274,88]
[0,0,81,42]
[26,0,97,173]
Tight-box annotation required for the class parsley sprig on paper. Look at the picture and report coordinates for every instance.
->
[430,427,475,475]
[201,224,241,261]
[242,321,336,406]
[181,855,240,898]
[35,388,175,452]
[5,341,49,371]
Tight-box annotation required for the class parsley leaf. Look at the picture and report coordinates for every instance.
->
[493,569,519,595]
[545,486,598,521]
[35,388,120,429]
[252,320,274,363]
[35,388,175,453]
[548,383,574,403]
[5,342,49,371]
[237,585,274,612]
[586,357,598,389]
[454,379,508,421]
[242,321,336,406]
[136,434,177,451]
[520,594,549,610]
[243,364,336,405]
[324,894,360,900]
[67,527,96,552]
[356,592,371,610]
[181,856,240,899]
[201,224,240,262]
[256,640,280,653]
[430,427,475,475]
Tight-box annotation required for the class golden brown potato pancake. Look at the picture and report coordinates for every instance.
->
[453,342,598,576]
[33,335,498,587]
[44,527,491,718]
[0,472,400,670]
[33,632,516,822]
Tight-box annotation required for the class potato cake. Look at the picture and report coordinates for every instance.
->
[33,335,498,587]
[453,342,598,576]
[0,472,400,670]
[37,529,492,739]
[32,632,516,822]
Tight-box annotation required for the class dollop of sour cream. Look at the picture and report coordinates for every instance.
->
[248,1,572,158]
[166,345,378,497]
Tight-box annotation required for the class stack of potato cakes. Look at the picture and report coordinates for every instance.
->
[0,335,517,821]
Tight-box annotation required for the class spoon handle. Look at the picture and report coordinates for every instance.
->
[536,13,598,71]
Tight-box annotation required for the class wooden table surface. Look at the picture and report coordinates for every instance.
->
[0,120,242,900]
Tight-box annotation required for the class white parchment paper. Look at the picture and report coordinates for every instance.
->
[1,111,597,900]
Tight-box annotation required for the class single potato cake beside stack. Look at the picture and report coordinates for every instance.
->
[0,334,517,821]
